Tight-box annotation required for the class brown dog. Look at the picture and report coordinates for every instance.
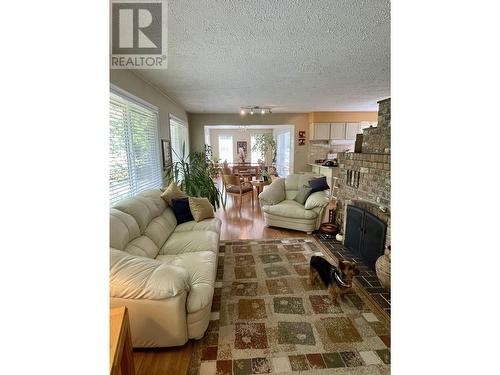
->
[309,256,360,303]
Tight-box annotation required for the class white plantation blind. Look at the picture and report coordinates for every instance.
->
[109,89,161,205]
[169,116,189,163]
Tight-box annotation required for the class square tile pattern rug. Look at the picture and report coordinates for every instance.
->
[188,238,390,375]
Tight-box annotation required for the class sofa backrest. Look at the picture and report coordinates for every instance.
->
[284,174,322,200]
[110,189,177,259]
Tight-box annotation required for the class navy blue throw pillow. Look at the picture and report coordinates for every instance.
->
[309,176,330,193]
[171,197,194,224]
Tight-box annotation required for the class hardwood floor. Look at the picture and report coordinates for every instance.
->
[215,191,306,240]
[132,187,322,375]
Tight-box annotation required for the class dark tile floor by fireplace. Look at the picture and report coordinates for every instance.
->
[315,234,391,316]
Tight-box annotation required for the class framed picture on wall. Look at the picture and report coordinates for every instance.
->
[236,141,247,154]
[161,139,172,169]
[298,138,306,146]
[298,130,305,138]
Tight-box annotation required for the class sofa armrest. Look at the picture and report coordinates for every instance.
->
[258,178,285,206]
[110,248,190,300]
[304,191,328,210]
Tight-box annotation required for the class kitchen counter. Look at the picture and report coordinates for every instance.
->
[307,163,338,169]
[307,163,339,178]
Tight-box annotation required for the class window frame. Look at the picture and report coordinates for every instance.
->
[109,84,162,205]
[169,114,189,162]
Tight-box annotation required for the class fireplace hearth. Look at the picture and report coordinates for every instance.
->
[344,205,386,270]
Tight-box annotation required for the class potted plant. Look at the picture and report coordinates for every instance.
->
[251,133,276,166]
[163,143,222,209]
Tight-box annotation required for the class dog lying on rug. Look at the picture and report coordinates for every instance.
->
[310,256,360,303]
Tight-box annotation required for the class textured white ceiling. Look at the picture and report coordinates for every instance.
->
[135,0,390,113]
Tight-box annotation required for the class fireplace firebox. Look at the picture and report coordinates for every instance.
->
[344,205,386,270]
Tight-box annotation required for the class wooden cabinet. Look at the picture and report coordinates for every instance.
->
[345,122,360,140]
[110,306,135,375]
[310,123,331,140]
[309,121,370,141]
[330,123,346,140]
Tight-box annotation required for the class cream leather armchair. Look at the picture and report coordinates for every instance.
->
[109,189,221,348]
[259,174,329,234]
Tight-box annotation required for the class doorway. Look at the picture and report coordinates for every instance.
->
[204,125,294,176]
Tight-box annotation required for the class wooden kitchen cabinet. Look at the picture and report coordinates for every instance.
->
[310,123,331,140]
[345,122,361,140]
[330,123,346,140]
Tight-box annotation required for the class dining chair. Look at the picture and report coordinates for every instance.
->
[221,174,254,211]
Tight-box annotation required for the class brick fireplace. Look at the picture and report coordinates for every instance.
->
[336,98,391,248]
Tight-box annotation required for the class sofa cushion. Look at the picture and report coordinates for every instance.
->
[110,248,190,300]
[113,197,156,234]
[156,251,216,313]
[161,230,219,255]
[171,197,194,224]
[137,189,167,214]
[110,209,141,251]
[144,207,177,248]
[161,182,187,206]
[262,200,319,220]
[175,218,221,233]
[293,185,313,205]
[124,235,159,259]
[188,197,215,222]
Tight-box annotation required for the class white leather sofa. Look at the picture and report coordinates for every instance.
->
[109,189,221,348]
[259,174,329,234]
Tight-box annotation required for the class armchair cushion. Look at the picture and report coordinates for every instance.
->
[258,178,285,205]
[110,248,190,300]
[293,185,313,205]
[263,200,318,220]
[309,176,330,193]
[304,191,329,210]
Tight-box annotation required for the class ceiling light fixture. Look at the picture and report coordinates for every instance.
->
[239,106,273,115]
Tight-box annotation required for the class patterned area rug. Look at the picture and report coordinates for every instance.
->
[188,238,390,375]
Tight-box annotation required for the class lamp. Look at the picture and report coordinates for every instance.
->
[239,106,272,115]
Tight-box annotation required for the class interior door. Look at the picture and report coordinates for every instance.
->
[275,129,291,177]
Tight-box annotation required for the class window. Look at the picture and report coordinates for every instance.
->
[109,88,161,205]
[251,135,261,163]
[276,130,291,177]
[218,135,233,163]
[170,116,189,163]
